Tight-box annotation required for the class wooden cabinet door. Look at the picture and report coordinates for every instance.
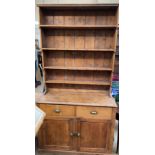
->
[77,119,112,153]
[38,117,74,151]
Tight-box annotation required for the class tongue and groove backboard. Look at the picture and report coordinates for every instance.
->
[38,4,118,96]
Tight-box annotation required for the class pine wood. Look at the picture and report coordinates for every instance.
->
[44,66,112,71]
[36,91,116,107]
[37,105,116,153]
[39,7,117,93]
[38,104,75,117]
[76,106,112,120]
[45,80,110,86]
[36,4,118,154]
[42,48,115,51]
[37,4,118,7]
[41,29,115,49]
[38,117,74,150]
[40,25,117,29]
[77,119,111,153]
[38,150,118,155]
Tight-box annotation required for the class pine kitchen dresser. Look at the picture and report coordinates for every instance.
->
[36,3,118,154]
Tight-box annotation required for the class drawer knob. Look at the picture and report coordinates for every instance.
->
[54,109,61,113]
[90,111,98,115]
[77,132,80,137]
[70,132,80,137]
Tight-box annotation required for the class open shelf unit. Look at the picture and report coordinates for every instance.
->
[39,4,118,95]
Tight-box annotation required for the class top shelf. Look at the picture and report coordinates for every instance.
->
[37,4,119,7]
[39,25,117,29]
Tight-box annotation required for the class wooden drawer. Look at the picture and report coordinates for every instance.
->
[38,104,75,117]
[76,106,112,120]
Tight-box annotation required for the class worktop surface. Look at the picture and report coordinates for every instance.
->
[36,90,117,108]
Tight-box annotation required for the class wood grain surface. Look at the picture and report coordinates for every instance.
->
[37,4,118,154]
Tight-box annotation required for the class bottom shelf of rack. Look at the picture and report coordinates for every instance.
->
[45,80,110,86]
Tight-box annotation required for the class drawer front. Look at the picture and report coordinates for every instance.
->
[38,104,75,117]
[76,106,112,120]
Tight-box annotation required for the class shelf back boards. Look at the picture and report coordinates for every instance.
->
[39,4,118,94]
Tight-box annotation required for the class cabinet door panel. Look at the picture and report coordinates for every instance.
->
[77,119,111,153]
[38,118,74,151]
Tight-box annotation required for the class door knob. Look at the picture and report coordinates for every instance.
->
[70,132,80,137]
[76,132,80,137]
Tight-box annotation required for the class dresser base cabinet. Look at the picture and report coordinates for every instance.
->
[37,104,116,153]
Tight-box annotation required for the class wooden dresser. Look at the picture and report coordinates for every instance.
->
[36,4,118,154]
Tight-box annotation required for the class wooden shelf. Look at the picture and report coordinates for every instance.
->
[44,66,112,71]
[36,91,117,107]
[45,80,110,86]
[38,4,118,96]
[42,48,115,52]
[40,25,117,29]
[37,4,119,8]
